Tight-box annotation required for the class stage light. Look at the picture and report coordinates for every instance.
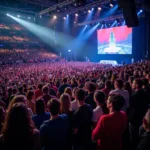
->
[140,9,143,13]
[63,17,66,20]
[88,10,91,13]
[68,49,71,52]
[74,21,76,24]
[98,7,102,10]
[57,7,60,12]
[75,13,78,16]
[67,14,69,17]
[17,15,20,18]
[28,17,31,19]
[74,3,77,7]
[6,13,9,16]
[53,15,57,19]
[39,15,42,18]
[92,8,94,10]
[110,3,113,7]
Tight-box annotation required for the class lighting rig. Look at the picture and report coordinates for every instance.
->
[77,14,124,26]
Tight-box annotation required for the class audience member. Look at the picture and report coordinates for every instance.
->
[58,78,71,96]
[0,103,40,150]
[110,79,129,112]
[101,80,112,99]
[92,90,108,125]
[92,94,127,150]
[137,109,150,150]
[129,78,149,149]
[40,98,68,150]
[71,87,79,111]
[32,98,50,129]
[85,82,97,109]
[26,90,35,113]
[72,88,93,150]
[35,84,43,99]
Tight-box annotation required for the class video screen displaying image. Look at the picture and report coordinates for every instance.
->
[97,26,132,54]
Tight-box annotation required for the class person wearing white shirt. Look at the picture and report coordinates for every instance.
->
[92,90,107,124]
[109,79,129,112]
[71,99,78,111]
[71,87,79,111]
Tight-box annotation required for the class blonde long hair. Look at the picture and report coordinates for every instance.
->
[60,93,71,114]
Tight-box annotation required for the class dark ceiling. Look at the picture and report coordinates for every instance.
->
[0,0,92,13]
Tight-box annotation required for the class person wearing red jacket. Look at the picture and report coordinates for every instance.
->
[92,93,127,150]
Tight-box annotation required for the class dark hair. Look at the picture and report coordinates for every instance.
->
[142,78,149,87]
[38,84,43,90]
[18,86,23,93]
[108,94,125,111]
[85,82,96,93]
[63,78,67,83]
[105,80,112,89]
[123,81,132,96]
[35,99,45,115]
[94,90,105,104]
[2,103,36,145]
[134,78,143,89]
[115,79,123,89]
[42,86,49,94]
[26,90,34,101]
[75,88,85,101]
[94,91,109,114]
[12,88,17,94]
[47,98,60,116]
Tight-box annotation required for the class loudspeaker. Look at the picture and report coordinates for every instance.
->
[118,0,139,27]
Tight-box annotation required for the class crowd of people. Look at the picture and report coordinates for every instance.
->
[0,49,60,64]
[0,24,24,30]
[0,36,30,42]
[0,60,150,150]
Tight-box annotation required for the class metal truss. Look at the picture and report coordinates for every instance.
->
[77,14,123,26]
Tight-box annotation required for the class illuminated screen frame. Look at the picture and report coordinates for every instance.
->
[97,26,132,55]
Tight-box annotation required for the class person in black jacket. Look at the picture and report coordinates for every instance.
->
[85,82,96,109]
[129,78,149,149]
[137,109,150,150]
[73,88,93,150]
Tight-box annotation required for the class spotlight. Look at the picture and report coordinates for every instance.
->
[140,9,143,13]
[92,8,94,10]
[17,15,20,18]
[74,3,77,7]
[53,15,57,19]
[28,17,31,19]
[68,49,71,52]
[63,17,66,20]
[88,10,91,13]
[110,3,113,7]
[67,14,69,17]
[57,7,60,12]
[98,7,102,10]
[74,21,76,24]
[75,13,78,16]
[6,13,9,16]
[39,15,42,18]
